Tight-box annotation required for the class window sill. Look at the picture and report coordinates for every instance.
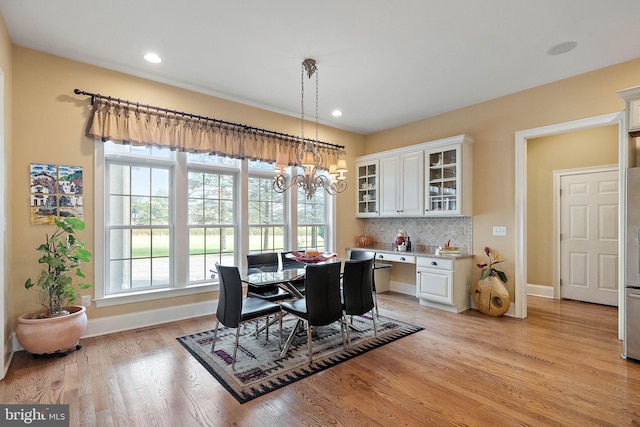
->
[94,283,219,308]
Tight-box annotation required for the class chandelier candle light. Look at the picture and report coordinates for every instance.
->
[273,59,347,199]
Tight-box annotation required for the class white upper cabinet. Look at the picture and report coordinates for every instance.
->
[380,151,424,216]
[355,134,473,218]
[425,136,473,216]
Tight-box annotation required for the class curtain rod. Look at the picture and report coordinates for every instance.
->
[73,88,345,150]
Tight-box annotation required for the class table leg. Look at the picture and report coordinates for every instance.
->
[279,318,302,358]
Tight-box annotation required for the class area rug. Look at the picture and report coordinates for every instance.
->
[177,314,423,403]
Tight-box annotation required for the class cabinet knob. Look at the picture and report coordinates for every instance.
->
[400,257,406,261]
[431,261,437,266]
[378,255,384,259]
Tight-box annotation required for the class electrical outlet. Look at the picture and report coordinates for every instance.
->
[81,295,91,307]
[493,226,507,237]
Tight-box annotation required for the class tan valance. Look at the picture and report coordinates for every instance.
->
[84,96,342,170]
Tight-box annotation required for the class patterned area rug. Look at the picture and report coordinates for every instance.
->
[177,314,423,403]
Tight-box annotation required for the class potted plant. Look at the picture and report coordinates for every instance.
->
[472,246,510,316]
[16,217,92,355]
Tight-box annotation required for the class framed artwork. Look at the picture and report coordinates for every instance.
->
[30,163,84,224]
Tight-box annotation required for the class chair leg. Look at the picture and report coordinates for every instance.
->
[307,323,313,364]
[278,311,283,349]
[265,315,270,340]
[372,291,379,316]
[371,309,378,338]
[232,327,240,370]
[344,312,352,349]
[211,319,220,353]
[340,317,347,351]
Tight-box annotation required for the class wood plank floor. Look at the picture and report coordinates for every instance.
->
[2,294,640,426]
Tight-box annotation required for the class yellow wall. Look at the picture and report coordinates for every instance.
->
[7,44,640,330]
[0,14,12,355]
[9,47,365,323]
[365,58,640,299]
[526,126,618,287]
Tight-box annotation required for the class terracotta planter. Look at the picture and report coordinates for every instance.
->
[472,276,510,317]
[16,305,87,354]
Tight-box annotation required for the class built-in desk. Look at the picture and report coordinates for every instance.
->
[348,246,473,313]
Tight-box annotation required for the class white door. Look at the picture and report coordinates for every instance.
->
[560,170,618,306]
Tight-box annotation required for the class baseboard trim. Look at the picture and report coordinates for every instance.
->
[13,300,218,352]
[527,283,555,299]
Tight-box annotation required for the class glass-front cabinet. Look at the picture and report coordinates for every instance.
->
[427,147,459,213]
[356,160,379,217]
[425,137,473,216]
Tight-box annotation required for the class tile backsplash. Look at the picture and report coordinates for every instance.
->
[363,217,472,254]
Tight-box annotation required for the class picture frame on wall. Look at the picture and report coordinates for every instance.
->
[29,163,83,224]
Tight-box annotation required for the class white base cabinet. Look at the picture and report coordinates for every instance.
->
[416,256,472,313]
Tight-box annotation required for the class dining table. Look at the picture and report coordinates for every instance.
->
[240,257,392,358]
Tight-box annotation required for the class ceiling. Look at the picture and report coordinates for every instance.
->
[1,1,640,135]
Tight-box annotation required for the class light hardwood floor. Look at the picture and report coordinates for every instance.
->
[2,294,640,426]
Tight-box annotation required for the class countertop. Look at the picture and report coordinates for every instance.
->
[348,245,474,260]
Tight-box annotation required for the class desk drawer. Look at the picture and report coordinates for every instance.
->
[417,257,453,270]
[376,252,415,264]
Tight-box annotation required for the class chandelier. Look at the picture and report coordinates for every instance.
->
[273,58,347,199]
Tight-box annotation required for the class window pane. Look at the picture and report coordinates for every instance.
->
[109,229,130,260]
[131,167,151,196]
[152,229,170,257]
[133,229,151,258]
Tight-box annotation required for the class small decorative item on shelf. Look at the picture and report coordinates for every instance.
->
[472,247,510,317]
[358,233,374,247]
[394,229,407,251]
[436,240,459,255]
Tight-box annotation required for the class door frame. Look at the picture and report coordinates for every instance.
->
[515,112,626,339]
[552,165,619,302]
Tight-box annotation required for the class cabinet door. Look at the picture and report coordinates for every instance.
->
[355,160,379,217]
[426,145,461,216]
[400,151,424,216]
[379,156,400,216]
[417,268,453,305]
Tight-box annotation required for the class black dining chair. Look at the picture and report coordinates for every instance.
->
[280,262,347,364]
[350,250,379,315]
[213,263,282,369]
[342,258,377,348]
[246,253,292,302]
[280,252,306,295]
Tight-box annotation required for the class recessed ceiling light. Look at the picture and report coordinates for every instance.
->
[144,53,162,63]
[332,110,343,117]
[547,41,577,56]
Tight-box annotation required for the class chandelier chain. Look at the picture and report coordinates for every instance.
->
[300,61,305,142]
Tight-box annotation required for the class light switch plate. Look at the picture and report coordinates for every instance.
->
[493,226,507,237]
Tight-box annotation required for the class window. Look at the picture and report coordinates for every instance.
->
[105,146,173,295]
[95,143,335,307]
[248,164,285,253]
[187,170,235,282]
